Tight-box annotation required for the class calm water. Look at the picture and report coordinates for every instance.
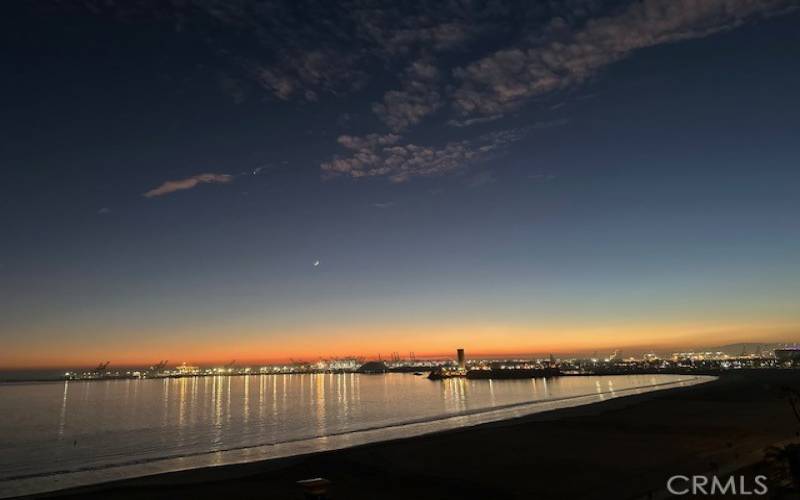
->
[0,373,708,496]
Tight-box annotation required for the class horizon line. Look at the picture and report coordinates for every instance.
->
[2,341,794,371]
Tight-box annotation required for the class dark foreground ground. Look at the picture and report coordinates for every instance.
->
[25,371,800,500]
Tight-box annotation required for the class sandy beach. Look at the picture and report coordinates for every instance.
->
[19,370,800,500]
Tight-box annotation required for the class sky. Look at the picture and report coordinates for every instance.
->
[1,1,799,369]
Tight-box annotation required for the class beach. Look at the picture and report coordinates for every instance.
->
[20,370,800,499]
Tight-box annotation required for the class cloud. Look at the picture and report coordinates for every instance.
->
[372,59,442,131]
[65,0,798,182]
[448,114,567,129]
[143,173,233,198]
[337,133,402,151]
[371,201,395,209]
[66,0,795,119]
[324,0,794,180]
[65,0,797,112]
[321,130,524,183]
[97,207,111,214]
[246,49,368,101]
[447,114,503,128]
[453,0,798,116]
[349,5,489,56]
[381,22,473,53]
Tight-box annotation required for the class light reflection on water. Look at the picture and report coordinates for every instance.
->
[0,373,696,483]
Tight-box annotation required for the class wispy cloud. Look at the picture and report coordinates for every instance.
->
[68,0,798,183]
[72,0,796,118]
[372,59,442,132]
[245,49,368,102]
[447,114,503,128]
[321,130,524,183]
[143,173,233,198]
[322,0,795,181]
[371,201,395,209]
[452,0,798,117]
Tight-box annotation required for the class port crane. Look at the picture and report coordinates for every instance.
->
[150,360,168,372]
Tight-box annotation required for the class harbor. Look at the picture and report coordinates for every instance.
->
[51,345,796,384]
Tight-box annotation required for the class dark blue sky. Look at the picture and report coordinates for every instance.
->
[2,1,799,367]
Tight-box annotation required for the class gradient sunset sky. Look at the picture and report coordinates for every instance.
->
[2,1,799,369]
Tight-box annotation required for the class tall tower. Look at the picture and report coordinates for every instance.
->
[457,348,466,370]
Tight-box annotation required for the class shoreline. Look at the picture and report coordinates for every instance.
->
[8,370,799,499]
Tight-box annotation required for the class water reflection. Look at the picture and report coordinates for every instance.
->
[595,380,605,400]
[179,378,188,428]
[58,381,69,439]
[213,377,223,445]
[243,375,249,426]
[161,378,169,427]
[0,374,701,484]
[314,374,327,436]
[225,377,231,427]
[441,378,467,413]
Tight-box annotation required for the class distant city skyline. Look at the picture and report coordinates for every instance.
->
[4,338,795,371]
[2,1,800,369]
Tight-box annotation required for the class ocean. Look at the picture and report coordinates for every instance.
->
[0,373,710,497]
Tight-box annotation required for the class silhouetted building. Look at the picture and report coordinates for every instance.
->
[457,348,465,370]
[776,348,800,363]
[357,361,389,374]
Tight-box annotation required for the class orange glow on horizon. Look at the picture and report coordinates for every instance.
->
[2,320,798,370]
